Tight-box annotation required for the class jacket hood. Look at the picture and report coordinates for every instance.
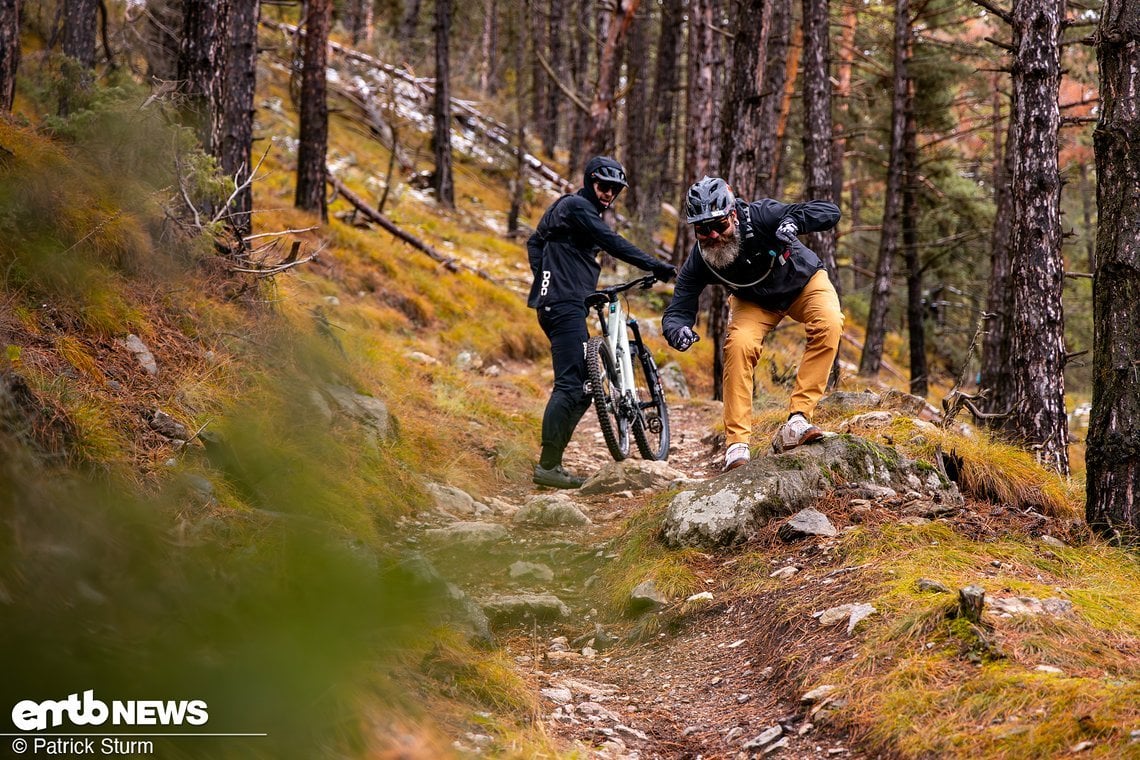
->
[581,156,626,210]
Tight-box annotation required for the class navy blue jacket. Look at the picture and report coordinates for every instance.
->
[662,198,840,335]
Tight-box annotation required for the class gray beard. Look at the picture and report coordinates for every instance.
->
[699,233,742,269]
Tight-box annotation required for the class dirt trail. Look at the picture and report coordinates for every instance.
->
[485,400,870,759]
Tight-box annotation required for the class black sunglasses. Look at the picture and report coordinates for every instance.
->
[694,216,732,236]
[595,181,624,194]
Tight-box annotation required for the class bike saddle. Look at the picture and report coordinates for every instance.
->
[584,292,610,308]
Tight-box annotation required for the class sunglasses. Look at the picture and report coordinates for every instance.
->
[595,181,624,194]
[694,216,732,237]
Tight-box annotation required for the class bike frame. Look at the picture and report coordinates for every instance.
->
[601,298,638,402]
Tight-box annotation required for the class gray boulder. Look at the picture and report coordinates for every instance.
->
[481,593,571,625]
[513,494,591,527]
[662,435,961,549]
[579,459,691,495]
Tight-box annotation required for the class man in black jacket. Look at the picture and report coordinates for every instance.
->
[527,156,676,489]
[662,176,843,471]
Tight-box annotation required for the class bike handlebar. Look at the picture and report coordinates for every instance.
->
[593,273,658,301]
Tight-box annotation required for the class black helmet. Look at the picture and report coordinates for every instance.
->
[585,156,628,188]
[685,176,735,224]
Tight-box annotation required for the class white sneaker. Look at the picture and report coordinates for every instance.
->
[773,413,824,453]
[724,442,751,471]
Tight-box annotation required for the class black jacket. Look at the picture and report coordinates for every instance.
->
[526,160,663,309]
[662,198,840,335]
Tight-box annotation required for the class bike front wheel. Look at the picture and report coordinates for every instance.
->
[631,347,670,460]
[586,336,630,461]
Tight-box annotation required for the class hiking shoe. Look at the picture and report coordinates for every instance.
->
[772,413,824,453]
[533,464,586,489]
[724,442,751,471]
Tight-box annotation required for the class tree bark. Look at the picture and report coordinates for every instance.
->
[587,0,642,159]
[528,0,547,156]
[400,0,421,41]
[719,0,768,202]
[832,0,857,208]
[859,0,908,379]
[177,0,228,154]
[755,0,791,197]
[1086,0,1140,538]
[979,79,1017,417]
[0,0,19,112]
[431,0,454,208]
[218,0,260,237]
[294,0,330,220]
[542,0,564,156]
[801,0,838,287]
[478,0,498,95]
[903,77,926,397]
[567,0,591,175]
[1004,0,1069,474]
[623,5,651,248]
[673,0,719,264]
[635,0,683,243]
[62,0,97,68]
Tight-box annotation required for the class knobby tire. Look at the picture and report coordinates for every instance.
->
[631,347,670,460]
[587,336,630,461]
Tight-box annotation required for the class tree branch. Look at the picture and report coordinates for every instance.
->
[535,49,590,114]
[970,0,1012,24]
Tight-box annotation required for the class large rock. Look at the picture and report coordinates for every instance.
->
[322,384,396,439]
[390,553,493,646]
[662,435,961,549]
[481,592,571,625]
[579,459,691,495]
[512,494,591,527]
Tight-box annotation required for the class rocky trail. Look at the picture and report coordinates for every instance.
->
[403,398,880,759]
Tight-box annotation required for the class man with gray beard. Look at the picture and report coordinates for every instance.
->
[661,176,843,471]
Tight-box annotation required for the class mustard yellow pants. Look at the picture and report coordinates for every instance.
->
[723,270,843,446]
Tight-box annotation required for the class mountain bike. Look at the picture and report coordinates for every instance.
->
[584,274,670,461]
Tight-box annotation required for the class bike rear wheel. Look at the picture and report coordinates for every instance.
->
[586,336,630,461]
[631,346,670,460]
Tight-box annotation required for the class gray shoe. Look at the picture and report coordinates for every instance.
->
[533,464,585,489]
[772,414,824,453]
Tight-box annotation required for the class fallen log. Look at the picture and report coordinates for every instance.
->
[326,172,501,284]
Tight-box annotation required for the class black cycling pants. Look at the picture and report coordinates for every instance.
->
[537,301,591,469]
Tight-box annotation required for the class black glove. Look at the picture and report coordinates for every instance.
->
[652,263,677,283]
[775,218,799,246]
[665,325,699,352]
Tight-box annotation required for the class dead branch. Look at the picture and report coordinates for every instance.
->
[327,172,502,284]
[535,50,590,114]
[970,0,1012,24]
[941,389,1012,427]
[244,226,320,241]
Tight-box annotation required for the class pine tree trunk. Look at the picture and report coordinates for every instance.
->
[859,0,908,379]
[401,0,421,41]
[218,0,260,237]
[62,0,97,68]
[527,0,547,156]
[636,0,683,248]
[673,0,718,263]
[567,0,591,176]
[587,0,641,159]
[479,0,498,95]
[773,23,802,198]
[801,0,838,286]
[507,1,526,234]
[623,8,651,248]
[542,0,563,156]
[0,0,19,112]
[979,85,1017,417]
[832,0,857,207]
[902,79,925,397]
[1086,0,1140,539]
[431,0,454,208]
[755,0,791,197]
[294,0,330,220]
[1004,0,1069,474]
[1078,160,1096,271]
[177,1,227,152]
[719,0,767,202]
